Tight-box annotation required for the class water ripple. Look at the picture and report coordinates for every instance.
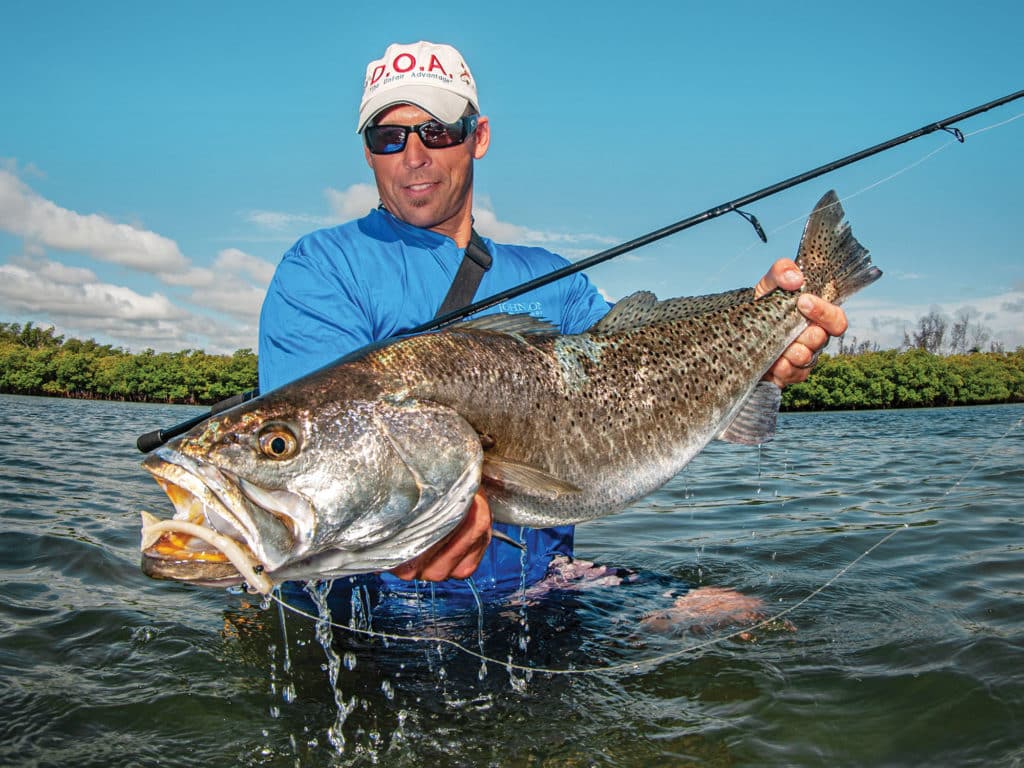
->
[0,395,1022,767]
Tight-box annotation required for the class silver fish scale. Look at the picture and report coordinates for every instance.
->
[361,285,806,528]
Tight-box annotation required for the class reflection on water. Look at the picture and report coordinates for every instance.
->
[0,394,1022,767]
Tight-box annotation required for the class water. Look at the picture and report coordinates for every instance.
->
[1,393,1022,767]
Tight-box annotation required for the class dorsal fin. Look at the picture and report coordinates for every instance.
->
[589,288,757,335]
[587,291,658,334]
[456,313,559,335]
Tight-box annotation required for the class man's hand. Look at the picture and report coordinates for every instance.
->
[388,492,493,582]
[756,258,848,387]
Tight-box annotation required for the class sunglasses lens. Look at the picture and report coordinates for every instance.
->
[365,117,476,154]
[366,125,409,154]
[418,120,463,148]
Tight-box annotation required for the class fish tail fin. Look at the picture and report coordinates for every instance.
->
[795,190,882,305]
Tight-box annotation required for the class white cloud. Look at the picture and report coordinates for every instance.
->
[190,284,267,322]
[157,249,276,292]
[0,167,281,353]
[325,183,379,221]
[472,195,618,252]
[181,248,275,322]
[35,259,98,285]
[0,170,189,272]
[213,247,276,286]
[844,289,1024,351]
[159,265,217,288]
[471,205,553,245]
[244,209,333,231]
[0,261,187,322]
[0,163,284,354]
[243,185,378,239]
[0,259,262,353]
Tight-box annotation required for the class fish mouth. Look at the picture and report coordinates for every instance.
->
[140,448,314,595]
[139,510,259,591]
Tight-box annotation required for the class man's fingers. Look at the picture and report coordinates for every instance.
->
[797,294,848,337]
[793,323,830,355]
[389,493,492,582]
[755,259,803,298]
[785,342,820,370]
[754,259,849,389]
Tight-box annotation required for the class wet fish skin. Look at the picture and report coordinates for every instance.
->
[141,190,881,592]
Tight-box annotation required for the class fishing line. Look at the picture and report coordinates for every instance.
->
[963,110,1024,137]
[699,108,1024,293]
[266,409,1022,676]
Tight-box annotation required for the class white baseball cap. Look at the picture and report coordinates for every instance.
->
[356,41,479,133]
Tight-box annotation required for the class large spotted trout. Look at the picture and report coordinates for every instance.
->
[140,190,881,594]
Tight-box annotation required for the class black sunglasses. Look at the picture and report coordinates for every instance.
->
[364,115,479,155]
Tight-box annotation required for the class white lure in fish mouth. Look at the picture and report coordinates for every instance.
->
[140,447,316,595]
[139,510,272,594]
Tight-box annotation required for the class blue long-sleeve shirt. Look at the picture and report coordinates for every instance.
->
[258,207,610,597]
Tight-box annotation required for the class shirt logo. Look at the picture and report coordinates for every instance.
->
[498,301,544,317]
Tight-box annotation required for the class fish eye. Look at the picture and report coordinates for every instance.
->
[257,424,299,460]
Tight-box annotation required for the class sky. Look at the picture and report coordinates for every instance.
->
[1,1,1022,355]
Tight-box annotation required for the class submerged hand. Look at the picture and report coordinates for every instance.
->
[756,258,848,388]
[388,492,493,582]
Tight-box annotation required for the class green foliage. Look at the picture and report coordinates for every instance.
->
[781,349,1024,411]
[0,321,65,350]
[0,324,258,405]
[2,321,1021,410]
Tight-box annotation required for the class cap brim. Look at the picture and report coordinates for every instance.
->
[357,85,474,133]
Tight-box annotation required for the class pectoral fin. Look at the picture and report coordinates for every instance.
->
[481,455,583,500]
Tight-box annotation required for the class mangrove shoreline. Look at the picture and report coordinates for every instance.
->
[2,322,1022,411]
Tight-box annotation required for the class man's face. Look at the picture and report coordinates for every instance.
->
[364,104,490,242]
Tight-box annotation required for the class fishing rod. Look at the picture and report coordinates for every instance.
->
[136,88,1024,453]
[137,389,259,452]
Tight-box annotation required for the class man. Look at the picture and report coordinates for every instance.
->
[258,41,847,602]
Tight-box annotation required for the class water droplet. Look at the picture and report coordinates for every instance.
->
[130,626,158,644]
[343,652,357,671]
[381,679,395,700]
